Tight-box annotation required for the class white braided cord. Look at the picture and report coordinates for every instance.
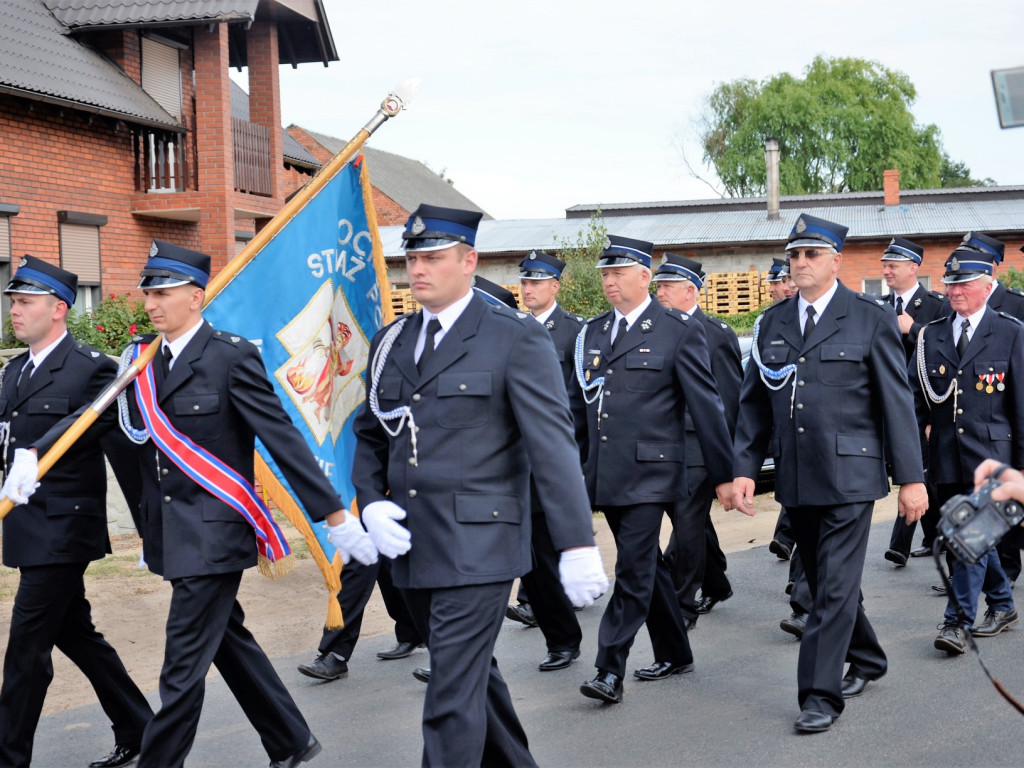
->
[368,317,420,465]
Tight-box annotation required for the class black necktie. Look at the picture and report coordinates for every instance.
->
[16,360,34,396]
[610,317,628,352]
[417,318,442,373]
[956,319,970,359]
[895,295,904,316]
[803,306,816,342]
[162,346,174,377]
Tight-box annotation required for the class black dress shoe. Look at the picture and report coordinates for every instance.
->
[841,672,869,698]
[412,667,431,683]
[270,734,322,768]
[297,652,348,681]
[505,603,538,627]
[89,744,141,768]
[972,608,1019,637]
[377,640,424,660]
[780,612,806,639]
[884,549,908,567]
[538,648,580,671]
[934,622,965,654]
[911,544,942,557]
[769,539,792,560]
[794,710,835,733]
[580,670,623,703]
[632,660,694,680]
[696,590,733,614]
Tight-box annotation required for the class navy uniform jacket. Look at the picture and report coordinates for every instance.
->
[886,283,947,363]
[685,307,742,465]
[910,308,1024,485]
[541,302,587,448]
[734,281,924,507]
[351,294,595,590]
[39,323,345,581]
[575,299,733,507]
[0,335,126,568]
[988,282,1024,322]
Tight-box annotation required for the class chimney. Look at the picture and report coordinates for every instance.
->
[764,138,780,220]
[883,169,900,206]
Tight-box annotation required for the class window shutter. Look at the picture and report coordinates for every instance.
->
[142,37,182,118]
[60,224,101,284]
[0,216,9,263]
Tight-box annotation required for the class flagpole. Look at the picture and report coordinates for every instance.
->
[0,77,420,520]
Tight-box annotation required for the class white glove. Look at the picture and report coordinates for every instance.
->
[361,500,412,559]
[326,510,379,566]
[559,547,609,608]
[1,448,39,505]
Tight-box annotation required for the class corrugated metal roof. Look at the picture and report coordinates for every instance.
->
[379,198,1024,258]
[0,0,181,129]
[43,0,257,29]
[230,80,318,167]
[298,128,491,219]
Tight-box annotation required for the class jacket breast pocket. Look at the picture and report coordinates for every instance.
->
[974,360,1009,392]
[624,353,665,393]
[376,375,406,410]
[172,392,221,443]
[820,343,865,386]
[436,372,491,428]
[454,492,523,576]
[27,397,70,418]
[636,441,683,463]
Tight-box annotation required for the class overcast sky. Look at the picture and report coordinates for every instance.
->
[264,0,1024,220]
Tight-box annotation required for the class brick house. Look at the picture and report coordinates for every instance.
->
[0,0,337,318]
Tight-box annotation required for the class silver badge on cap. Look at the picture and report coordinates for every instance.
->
[795,217,807,233]
[529,251,537,260]
[603,236,612,250]
[17,257,27,268]
[962,233,971,244]
[149,241,159,258]
[411,217,426,236]
[951,256,960,272]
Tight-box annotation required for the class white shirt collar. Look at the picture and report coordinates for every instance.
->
[957,305,986,336]
[894,284,920,307]
[798,280,839,323]
[532,303,558,325]
[614,295,652,330]
[27,330,68,371]
[162,316,206,365]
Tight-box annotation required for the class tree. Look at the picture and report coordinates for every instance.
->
[554,211,608,319]
[695,56,980,197]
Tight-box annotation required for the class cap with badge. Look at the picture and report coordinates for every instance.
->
[960,231,1005,264]
[652,253,704,288]
[4,254,77,306]
[595,235,654,269]
[402,204,484,252]
[942,243,996,284]
[519,250,566,280]
[473,275,519,309]
[765,257,788,282]
[880,237,924,264]
[139,240,211,289]
[785,213,848,252]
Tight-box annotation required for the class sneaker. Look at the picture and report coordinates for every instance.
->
[933,622,965,654]
[972,608,1019,638]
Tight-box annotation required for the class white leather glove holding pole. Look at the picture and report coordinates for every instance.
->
[1,448,39,505]
[326,510,379,566]
[360,500,412,558]
[559,546,609,607]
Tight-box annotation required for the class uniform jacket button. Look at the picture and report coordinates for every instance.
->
[163,495,172,503]
[412,394,422,402]
[796,427,804,434]
[492,510,499,518]
[459,384,467,391]
[408,489,417,498]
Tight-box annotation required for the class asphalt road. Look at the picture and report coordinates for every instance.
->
[34,520,1024,767]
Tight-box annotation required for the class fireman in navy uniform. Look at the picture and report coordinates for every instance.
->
[0,257,153,768]
[19,241,379,768]
[911,247,1023,653]
[732,214,927,733]
[504,249,588,671]
[351,205,607,766]
[652,254,741,628]
[575,236,734,704]
[878,237,948,565]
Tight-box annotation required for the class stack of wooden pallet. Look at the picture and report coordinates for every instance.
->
[388,284,524,318]
[698,269,762,315]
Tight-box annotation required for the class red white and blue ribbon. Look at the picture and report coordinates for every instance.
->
[131,343,291,567]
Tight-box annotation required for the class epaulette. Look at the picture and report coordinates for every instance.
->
[928,290,945,301]
[563,309,585,323]
[586,310,613,327]
[212,330,246,344]
[667,308,690,322]
[131,333,158,345]
[855,292,890,311]
[997,311,1024,327]
[1010,288,1024,298]
[760,296,791,314]
[926,315,947,326]
[489,302,530,322]
[72,343,105,361]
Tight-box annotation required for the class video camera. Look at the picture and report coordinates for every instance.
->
[939,478,1024,565]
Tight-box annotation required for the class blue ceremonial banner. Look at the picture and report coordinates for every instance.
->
[204,156,387,580]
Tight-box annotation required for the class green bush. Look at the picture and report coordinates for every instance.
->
[1001,267,1024,292]
[555,211,609,319]
[66,294,154,355]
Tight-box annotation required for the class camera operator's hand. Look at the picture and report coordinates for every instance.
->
[897,481,928,523]
[974,460,1024,509]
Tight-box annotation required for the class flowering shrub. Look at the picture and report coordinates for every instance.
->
[66,293,154,354]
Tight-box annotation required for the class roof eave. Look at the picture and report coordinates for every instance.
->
[0,84,184,132]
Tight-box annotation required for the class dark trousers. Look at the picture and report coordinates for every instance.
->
[137,572,311,768]
[318,557,422,658]
[0,563,153,768]
[404,582,536,768]
[788,547,812,615]
[788,502,887,719]
[598,504,692,677]
[996,526,1024,584]
[519,507,582,653]
[889,480,940,555]
[665,466,730,620]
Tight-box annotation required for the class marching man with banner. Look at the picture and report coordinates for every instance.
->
[352,203,609,767]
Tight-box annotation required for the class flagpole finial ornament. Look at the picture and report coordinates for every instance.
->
[383,77,421,115]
